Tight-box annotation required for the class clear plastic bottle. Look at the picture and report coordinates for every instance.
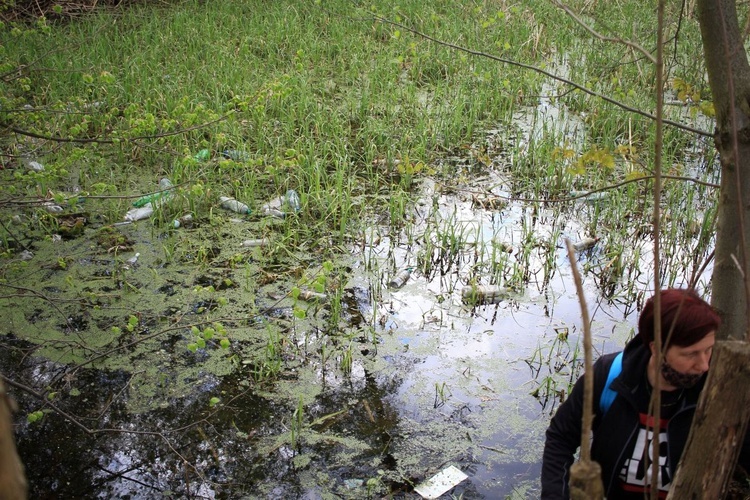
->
[219,196,251,214]
[285,189,301,212]
[241,238,269,247]
[261,189,301,218]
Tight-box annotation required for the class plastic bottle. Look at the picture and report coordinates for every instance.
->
[261,189,301,218]
[24,160,45,172]
[173,214,194,228]
[133,178,174,208]
[572,237,599,252]
[194,149,210,161]
[124,204,154,222]
[221,150,250,161]
[241,238,269,247]
[388,268,412,289]
[297,290,328,302]
[219,196,251,214]
[461,285,508,303]
[285,189,301,212]
[41,202,64,213]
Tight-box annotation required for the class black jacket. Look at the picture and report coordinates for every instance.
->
[541,336,750,499]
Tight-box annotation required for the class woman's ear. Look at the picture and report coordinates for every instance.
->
[649,341,657,357]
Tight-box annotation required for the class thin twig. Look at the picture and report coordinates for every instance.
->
[564,239,594,464]
[0,112,233,145]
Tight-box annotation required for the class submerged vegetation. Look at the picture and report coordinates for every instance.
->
[0,0,726,497]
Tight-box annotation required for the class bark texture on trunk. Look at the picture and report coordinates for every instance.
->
[0,379,26,500]
[667,341,750,499]
[699,0,750,341]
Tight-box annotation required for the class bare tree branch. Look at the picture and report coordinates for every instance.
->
[0,112,233,145]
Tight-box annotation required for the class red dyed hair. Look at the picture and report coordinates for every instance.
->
[638,288,721,350]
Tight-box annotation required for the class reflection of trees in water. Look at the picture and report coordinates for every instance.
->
[5,326,413,499]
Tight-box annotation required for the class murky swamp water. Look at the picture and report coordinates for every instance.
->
[1,75,716,498]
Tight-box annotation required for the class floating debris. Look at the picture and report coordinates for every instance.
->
[297,290,328,302]
[570,190,608,203]
[123,205,154,222]
[572,237,599,252]
[41,202,64,213]
[173,214,194,228]
[388,268,412,289]
[472,194,507,210]
[261,189,301,218]
[219,196,251,215]
[414,465,468,499]
[240,238,269,248]
[461,285,509,304]
[132,178,173,208]
[491,239,514,253]
[25,160,45,172]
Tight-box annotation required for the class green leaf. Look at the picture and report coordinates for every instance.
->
[220,338,230,349]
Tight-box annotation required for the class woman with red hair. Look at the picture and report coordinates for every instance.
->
[541,288,750,499]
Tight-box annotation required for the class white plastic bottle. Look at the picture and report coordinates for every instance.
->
[124,204,155,222]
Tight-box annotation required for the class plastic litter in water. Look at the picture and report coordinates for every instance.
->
[132,178,174,208]
[221,149,250,161]
[413,465,468,499]
[124,205,154,222]
[388,268,412,289]
[219,196,251,215]
[240,238,269,248]
[297,290,328,302]
[572,237,599,252]
[26,161,45,172]
[41,202,64,213]
[461,284,508,304]
[173,214,193,228]
[261,189,301,218]
[194,149,210,161]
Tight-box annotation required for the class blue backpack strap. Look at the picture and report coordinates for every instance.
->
[599,351,623,415]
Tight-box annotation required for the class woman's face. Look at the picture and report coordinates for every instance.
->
[664,332,715,375]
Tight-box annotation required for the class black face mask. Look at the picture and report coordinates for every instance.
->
[661,360,703,389]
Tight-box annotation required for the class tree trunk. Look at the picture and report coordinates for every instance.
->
[667,341,750,498]
[700,0,750,341]
[670,2,750,497]
[0,379,26,500]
